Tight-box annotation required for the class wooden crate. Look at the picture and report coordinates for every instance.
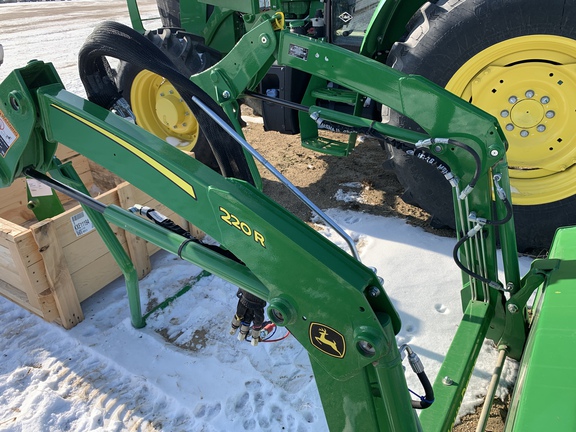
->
[0,146,191,328]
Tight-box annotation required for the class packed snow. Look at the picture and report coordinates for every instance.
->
[0,1,531,431]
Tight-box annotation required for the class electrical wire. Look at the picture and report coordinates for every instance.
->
[262,331,291,343]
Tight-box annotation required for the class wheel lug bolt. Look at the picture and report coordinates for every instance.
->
[508,96,518,104]
[546,110,555,118]
[537,124,546,132]
[541,96,550,104]
[525,90,535,98]
[506,123,515,131]
[182,123,187,127]
[500,110,509,117]
[520,130,529,137]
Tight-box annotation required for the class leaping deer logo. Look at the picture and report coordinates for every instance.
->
[313,326,344,358]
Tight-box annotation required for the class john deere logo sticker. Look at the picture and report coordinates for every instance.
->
[309,323,346,359]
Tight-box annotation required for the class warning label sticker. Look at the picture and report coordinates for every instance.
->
[26,178,54,197]
[0,110,18,157]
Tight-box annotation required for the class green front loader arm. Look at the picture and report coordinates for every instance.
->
[0,61,422,431]
[0,11,535,429]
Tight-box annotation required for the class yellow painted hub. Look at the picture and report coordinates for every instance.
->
[130,70,200,152]
[446,35,576,205]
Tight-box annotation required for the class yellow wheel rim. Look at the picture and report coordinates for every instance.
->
[131,70,200,152]
[446,35,576,205]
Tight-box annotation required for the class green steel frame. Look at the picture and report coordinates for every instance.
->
[0,4,572,431]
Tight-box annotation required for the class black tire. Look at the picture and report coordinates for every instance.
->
[156,0,181,28]
[384,0,576,252]
[116,28,222,172]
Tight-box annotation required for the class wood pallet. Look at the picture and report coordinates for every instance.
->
[0,146,191,328]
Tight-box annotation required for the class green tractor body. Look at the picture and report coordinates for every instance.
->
[124,0,576,252]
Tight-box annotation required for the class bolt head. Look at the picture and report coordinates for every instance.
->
[500,110,509,118]
[222,90,231,99]
[546,110,555,118]
[520,130,529,137]
[490,149,499,157]
[540,96,550,104]
[525,90,535,98]
[367,286,380,298]
[537,124,546,132]
[506,123,515,131]
[442,376,454,386]
[508,96,518,104]
[434,145,442,152]
[507,304,519,314]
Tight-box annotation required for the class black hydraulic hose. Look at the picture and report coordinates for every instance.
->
[481,197,513,226]
[435,138,481,191]
[312,118,458,184]
[132,205,244,264]
[412,371,434,409]
[400,344,434,409]
[243,90,309,112]
[453,233,503,290]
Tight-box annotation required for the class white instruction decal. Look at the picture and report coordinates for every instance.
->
[0,110,18,157]
[26,179,54,197]
[71,210,95,237]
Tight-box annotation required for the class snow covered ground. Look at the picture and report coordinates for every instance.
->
[0,1,532,431]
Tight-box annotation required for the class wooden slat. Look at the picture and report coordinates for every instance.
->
[37,287,60,322]
[12,231,45,267]
[48,188,122,248]
[72,250,125,302]
[117,183,152,279]
[0,243,17,273]
[0,260,22,288]
[0,279,39,314]
[54,145,77,162]
[31,219,83,329]
[0,178,30,224]
[6,240,44,311]
[64,232,130,274]
[0,218,28,240]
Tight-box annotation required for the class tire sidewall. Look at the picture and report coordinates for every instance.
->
[115,29,221,172]
[386,0,576,251]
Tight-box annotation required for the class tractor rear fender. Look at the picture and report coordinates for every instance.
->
[361,0,426,58]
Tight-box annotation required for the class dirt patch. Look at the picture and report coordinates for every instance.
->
[156,327,209,352]
[242,110,452,239]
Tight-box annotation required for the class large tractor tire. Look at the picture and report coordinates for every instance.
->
[384,0,576,252]
[156,0,181,28]
[115,28,222,171]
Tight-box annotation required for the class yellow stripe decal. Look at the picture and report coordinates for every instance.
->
[52,105,196,199]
